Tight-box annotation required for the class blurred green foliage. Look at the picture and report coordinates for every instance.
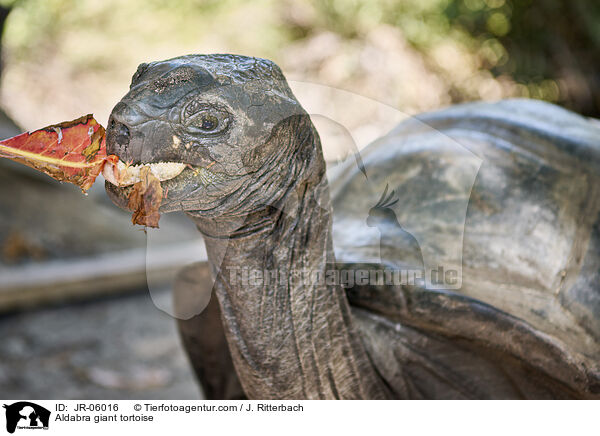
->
[0,0,599,116]
[1,0,298,70]
[312,0,600,115]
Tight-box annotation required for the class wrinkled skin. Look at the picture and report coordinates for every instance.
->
[106,54,600,399]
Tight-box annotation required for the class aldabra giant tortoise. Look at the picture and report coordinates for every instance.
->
[104,54,600,399]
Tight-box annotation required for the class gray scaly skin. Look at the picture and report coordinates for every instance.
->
[106,54,600,399]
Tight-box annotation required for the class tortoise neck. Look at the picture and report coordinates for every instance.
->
[192,145,387,400]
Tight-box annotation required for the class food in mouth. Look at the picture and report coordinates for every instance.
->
[0,115,172,228]
[127,166,163,228]
[102,160,187,227]
[0,114,108,192]
[102,160,186,187]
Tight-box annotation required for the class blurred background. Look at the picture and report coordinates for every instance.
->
[0,0,598,399]
[1,0,599,129]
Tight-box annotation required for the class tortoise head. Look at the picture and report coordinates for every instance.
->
[105,54,321,219]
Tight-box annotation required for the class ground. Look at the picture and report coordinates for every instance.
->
[0,288,202,400]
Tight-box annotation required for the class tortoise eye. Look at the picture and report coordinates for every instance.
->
[199,114,218,131]
[183,101,231,135]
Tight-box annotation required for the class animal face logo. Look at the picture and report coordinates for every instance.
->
[3,402,50,434]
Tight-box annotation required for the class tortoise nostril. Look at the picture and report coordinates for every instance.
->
[110,121,130,147]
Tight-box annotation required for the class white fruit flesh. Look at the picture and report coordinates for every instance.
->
[103,160,186,186]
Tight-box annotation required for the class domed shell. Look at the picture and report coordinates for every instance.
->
[329,100,600,398]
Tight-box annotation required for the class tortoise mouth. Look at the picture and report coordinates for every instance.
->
[103,159,189,213]
[104,158,233,214]
[103,159,187,187]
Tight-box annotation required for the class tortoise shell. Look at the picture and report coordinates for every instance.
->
[329,99,600,398]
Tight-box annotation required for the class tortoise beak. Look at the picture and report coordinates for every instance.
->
[104,181,133,212]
